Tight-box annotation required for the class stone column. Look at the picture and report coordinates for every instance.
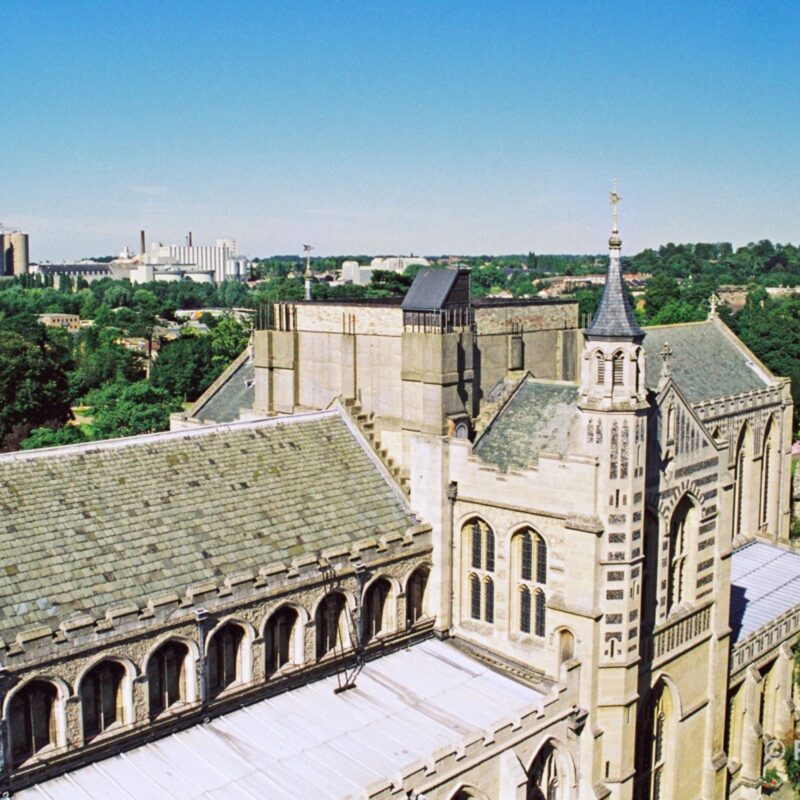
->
[775,644,794,741]
[739,666,763,790]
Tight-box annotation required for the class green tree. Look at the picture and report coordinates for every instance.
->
[151,334,216,401]
[210,316,250,369]
[0,331,73,450]
[92,381,182,439]
[21,425,87,450]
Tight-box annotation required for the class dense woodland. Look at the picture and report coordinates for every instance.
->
[3,239,800,452]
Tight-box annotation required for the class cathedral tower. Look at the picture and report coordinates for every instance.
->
[579,186,649,799]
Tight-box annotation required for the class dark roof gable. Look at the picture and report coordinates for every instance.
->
[401,268,470,311]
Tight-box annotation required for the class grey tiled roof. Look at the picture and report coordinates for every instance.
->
[474,377,579,471]
[585,254,643,339]
[401,268,460,311]
[0,413,415,640]
[195,355,255,423]
[730,540,800,643]
[643,321,771,404]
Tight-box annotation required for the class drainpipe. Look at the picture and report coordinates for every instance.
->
[444,480,458,638]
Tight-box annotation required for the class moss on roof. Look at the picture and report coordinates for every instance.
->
[643,320,771,403]
[0,413,414,639]
[474,377,579,471]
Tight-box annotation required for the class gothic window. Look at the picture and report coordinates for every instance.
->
[528,741,565,800]
[520,586,531,633]
[469,573,481,620]
[513,529,547,635]
[610,422,619,479]
[484,578,495,624]
[405,567,429,627]
[596,352,605,385]
[147,640,189,718]
[643,682,675,800]
[463,519,495,624]
[8,681,58,766]
[666,405,675,442]
[733,428,751,538]
[264,606,299,675]
[612,352,624,388]
[485,528,495,572]
[596,421,603,444]
[363,578,393,643]
[471,521,482,569]
[207,623,245,698]
[80,660,125,741]
[316,592,349,659]
[536,535,547,584]
[558,630,575,664]
[667,496,697,614]
[761,418,776,528]
[587,419,594,443]
[535,590,546,637]
[521,532,533,580]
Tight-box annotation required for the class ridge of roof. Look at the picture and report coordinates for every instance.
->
[0,409,337,463]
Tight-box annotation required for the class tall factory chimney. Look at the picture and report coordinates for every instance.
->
[140,230,146,256]
[188,231,193,247]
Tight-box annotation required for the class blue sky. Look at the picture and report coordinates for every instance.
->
[3,0,799,260]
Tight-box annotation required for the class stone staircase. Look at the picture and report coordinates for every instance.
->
[342,398,411,498]
[473,370,527,436]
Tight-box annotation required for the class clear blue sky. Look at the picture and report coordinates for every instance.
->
[3,0,799,261]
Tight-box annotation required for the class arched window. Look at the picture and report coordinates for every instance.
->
[535,590,546,637]
[206,623,245,697]
[81,660,125,741]
[666,405,675,442]
[643,682,675,800]
[520,586,531,633]
[521,533,533,580]
[147,640,189,718]
[667,496,697,613]
[316,592,349,659]
[469,573,481,620]
[558,630,575,665]
[463,519,495,624]
[595,352,605,385]
[484,578,495,624]
[761,418,777,529]
[363,578,393,643]
[8,681,58,766]
[406,567,429,627]
[612,352,625,388]
[265,607,300,675]
[528,740,568,800]
[513,529,547,636]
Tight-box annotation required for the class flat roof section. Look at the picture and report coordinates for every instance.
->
[18,639,549,800]
[730,540,800,643]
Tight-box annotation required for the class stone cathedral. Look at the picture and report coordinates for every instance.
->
[1,201,797,800]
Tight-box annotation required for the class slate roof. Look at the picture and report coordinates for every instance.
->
[401,267,461,311]
[643,320,772,404]
[585,253,643,339]
[17,639,549,800]
[193,353,255,423]
[729,540,800,643]
[0,412,414,640]
[474,377,579,471]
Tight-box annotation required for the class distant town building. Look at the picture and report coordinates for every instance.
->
[0,229,29,275]
[37,313,85,331]
[146,238,249,283]
[341,255,429,286]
